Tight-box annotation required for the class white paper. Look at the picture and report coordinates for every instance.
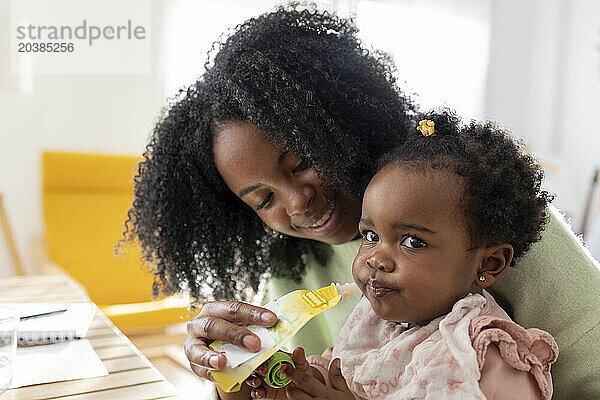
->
[10,339,108,388]
[222,326,276,368]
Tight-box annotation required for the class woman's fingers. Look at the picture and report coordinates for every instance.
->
[183,338,218,381]
[183,335,226,368]
[184,300,277,381]
[200,301,278,327]
[189,361,214,382]
[250,384,289,400]
[187,301,277,352]
[188,318,269,354]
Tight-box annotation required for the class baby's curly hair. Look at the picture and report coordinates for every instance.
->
[123,5,416,303]
[379,109,553,264]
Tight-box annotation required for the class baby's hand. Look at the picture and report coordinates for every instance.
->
[282,347,355,400]
[246,356,290,399]
[246,347,349,399]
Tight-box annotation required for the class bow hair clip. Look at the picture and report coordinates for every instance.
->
[417,120,435,136]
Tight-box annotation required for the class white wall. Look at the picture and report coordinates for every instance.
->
[560,0,600,233]
[485,0,600,232]
[0,0,167,277]
[356,0,491,121]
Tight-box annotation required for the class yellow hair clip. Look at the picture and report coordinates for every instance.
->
[417,120,435,136]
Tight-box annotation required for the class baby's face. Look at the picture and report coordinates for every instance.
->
[353,166,485,325]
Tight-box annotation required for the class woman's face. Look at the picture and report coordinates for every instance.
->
[213,120,361,244]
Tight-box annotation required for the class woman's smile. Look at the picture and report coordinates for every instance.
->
[212,120,361,244]
[297,194,340,236]
[307,198,335,228]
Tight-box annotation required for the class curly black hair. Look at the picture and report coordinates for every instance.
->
[122,5,417,303]
[378,109,553,264]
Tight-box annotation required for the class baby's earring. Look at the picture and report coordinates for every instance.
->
[478,275,486,282]
[263,222,275,235]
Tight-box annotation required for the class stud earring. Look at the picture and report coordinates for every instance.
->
[478,275,486,282]
[262,222,274,235]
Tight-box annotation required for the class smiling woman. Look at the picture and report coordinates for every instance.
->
[124,5,415,304]
[212,121,361,245]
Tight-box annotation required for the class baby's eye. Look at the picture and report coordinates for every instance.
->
[363,230,379,243]
[401,236,427,249]
[256,192,273,210]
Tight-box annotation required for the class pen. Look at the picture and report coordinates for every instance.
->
[20,309,67,321]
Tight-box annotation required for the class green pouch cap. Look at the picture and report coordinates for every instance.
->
[264,351,295,388]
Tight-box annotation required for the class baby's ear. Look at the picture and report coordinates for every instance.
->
[476,244,514,288]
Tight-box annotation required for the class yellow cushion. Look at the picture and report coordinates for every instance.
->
[44,191,153,304]
[43,151,139,192]
[42,151,189,328]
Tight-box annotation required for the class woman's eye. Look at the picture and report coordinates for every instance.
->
[292,159,310,174]
[256,192,273,210]
[364,230,379,243]
[401,236,427,249]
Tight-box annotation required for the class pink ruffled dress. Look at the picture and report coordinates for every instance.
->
[330,291,558,400]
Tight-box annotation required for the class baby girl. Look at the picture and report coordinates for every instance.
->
[251,110,558,399]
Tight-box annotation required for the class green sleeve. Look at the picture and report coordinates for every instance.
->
[262,239,362,356]
[489,205,600,399]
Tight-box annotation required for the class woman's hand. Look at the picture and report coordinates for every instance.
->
[184,300,278,381]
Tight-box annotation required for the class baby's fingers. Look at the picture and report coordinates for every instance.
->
[256,363,269,376]
[247,362,268,388]
[328,358,351,393]
[281,348,324,397]
[246,374,262,388]
[289,347,311,373]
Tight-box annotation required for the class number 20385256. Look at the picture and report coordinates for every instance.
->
[18,42,74,52]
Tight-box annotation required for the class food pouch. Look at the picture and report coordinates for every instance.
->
[210,282,359,392]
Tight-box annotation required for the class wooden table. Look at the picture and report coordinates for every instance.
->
[0,275,179,400]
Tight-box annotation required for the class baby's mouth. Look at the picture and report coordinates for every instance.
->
[365,277,396,297]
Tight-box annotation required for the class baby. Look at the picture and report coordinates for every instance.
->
[250,110,558,399]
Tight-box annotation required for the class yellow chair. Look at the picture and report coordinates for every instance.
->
[40,151,192,331]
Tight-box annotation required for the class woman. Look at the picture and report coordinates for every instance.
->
[126,6,414,398]
[126,6,600,400]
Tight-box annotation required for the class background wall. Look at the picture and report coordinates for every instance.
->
[1,0,599,277]
[485,0,600,234]
[0,0,167,276]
